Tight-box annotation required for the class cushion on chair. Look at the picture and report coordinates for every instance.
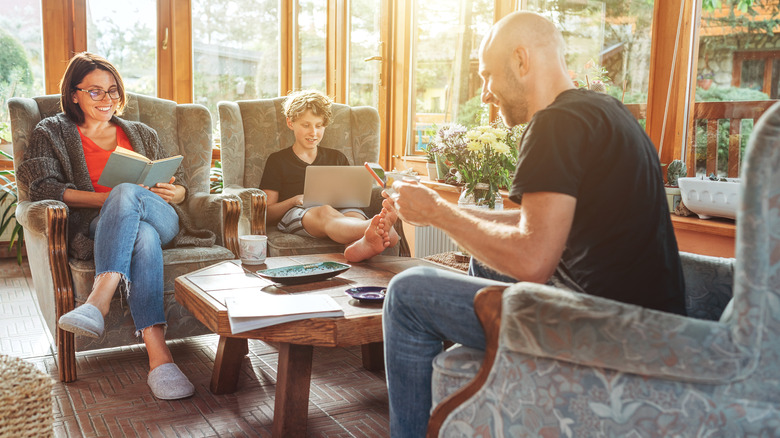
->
[431,345,485,407]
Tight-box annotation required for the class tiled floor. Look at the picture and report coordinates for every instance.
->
[0,257,390,437]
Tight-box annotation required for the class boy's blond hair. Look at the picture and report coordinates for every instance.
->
[283,90,334,126]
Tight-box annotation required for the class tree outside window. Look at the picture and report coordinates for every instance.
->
[0,0,45,144]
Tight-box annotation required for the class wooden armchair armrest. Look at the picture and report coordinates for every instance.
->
[187,192,242,257]
[223,186,267,236]
[250,191,266,235]
[427,285,506,437]
[17,200,77,382]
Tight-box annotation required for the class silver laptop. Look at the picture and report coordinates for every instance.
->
[302,165,374,208]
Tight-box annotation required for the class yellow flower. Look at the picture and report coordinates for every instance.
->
[478,132,497,145]
[465,130,480,140]
[491,141,510,154]
[467,140,483,152]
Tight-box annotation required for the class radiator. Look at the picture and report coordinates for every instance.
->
[414,226,458,258]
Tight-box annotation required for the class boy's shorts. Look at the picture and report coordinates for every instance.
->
[277,206,368,237]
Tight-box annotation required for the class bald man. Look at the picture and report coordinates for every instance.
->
[381,11,686,436]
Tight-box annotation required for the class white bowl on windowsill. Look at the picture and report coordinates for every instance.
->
[677,177,740,220]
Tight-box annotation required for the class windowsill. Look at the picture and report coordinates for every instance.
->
[670,214,735,258]
[670,214,735,237]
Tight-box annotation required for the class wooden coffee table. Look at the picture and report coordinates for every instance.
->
[174,253,455,437]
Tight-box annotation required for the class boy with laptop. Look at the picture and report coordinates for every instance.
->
[259,89,397,262]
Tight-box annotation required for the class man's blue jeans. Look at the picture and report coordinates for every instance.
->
[383,259,514,437]
[89,183,180,334]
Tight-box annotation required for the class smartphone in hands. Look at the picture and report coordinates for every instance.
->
[364,162,420,196]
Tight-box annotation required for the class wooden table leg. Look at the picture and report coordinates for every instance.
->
[272,343,313,438]
[361,342,384,371]
[210,336,248,394]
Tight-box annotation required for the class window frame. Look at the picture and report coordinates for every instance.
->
[38,0,702,173]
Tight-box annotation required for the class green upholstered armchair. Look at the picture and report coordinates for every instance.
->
[427,102,780,436]
[218,97,409,257]
[9,93,241,382]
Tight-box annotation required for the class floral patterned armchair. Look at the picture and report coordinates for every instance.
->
[218,97,409,257]
[9,93,241,382]
[427,101,780,436]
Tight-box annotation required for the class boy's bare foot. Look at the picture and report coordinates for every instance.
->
[344,211,399,262]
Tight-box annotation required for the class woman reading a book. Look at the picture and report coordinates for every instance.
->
[17,52,211,400]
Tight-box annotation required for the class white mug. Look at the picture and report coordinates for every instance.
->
[239,235,267,265]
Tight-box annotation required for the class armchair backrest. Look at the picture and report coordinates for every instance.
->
[9,92,213,199]
[733,100,780,369]
[218,97,380,189]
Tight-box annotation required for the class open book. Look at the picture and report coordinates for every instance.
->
[97,147,183,188]
[225,293,344,334]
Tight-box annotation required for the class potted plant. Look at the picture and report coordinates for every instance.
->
[432,122,523,209]
[697,70,714,90]
[0,149,24,264]
[423,142,438,180]
[665,159,686,213]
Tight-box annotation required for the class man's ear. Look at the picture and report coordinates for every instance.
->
[512,46,530,77]
[286,117,294,129]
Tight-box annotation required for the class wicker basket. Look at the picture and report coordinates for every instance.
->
[0,355,53,438]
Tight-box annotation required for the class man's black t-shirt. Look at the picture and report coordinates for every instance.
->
[509,88,686,315]
[260,146,350,202]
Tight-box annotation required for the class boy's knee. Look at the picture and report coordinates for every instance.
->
[306,205,338,222]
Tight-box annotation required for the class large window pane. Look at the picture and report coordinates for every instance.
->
[691,1,779,178]
[192,0,280,119]
[526,0,654,107]
[86,0,157,96]
[410,0,494,154]
[349,0,382,108]
[0,0,45,144]
[298,0,327,91]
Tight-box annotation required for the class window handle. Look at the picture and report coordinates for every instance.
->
[162,28,169,50]
[364,55,383,62]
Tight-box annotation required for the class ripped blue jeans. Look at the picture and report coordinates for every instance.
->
[89,183,180,334]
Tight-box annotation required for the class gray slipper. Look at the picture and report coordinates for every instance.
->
[147,363,195,400]
[58,303,104,338]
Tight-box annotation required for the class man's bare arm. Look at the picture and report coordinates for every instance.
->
[390,181,574,282]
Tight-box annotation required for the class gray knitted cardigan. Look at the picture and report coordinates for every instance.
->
[16,113,216,261]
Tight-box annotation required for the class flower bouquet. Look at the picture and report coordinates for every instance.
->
[431,122,523,209]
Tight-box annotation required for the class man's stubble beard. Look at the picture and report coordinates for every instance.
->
[499,71,529,127]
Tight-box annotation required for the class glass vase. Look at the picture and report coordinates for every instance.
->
[457,183,503,210]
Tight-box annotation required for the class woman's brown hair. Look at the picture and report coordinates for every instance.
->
[59,52,127,124]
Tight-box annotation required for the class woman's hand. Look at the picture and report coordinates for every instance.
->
[148,177,185,204]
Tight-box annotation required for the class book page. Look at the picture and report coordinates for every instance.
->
[113,146,150,162]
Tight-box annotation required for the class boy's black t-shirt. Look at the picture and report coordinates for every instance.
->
[260,146,349,202]
[509,88,686,315]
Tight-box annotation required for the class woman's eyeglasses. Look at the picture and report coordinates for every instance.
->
[75,87,121,101]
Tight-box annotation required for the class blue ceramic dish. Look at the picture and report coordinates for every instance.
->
[345,286,386,302]
[256,262,351,285]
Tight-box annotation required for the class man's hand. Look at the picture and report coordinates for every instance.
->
[384,180,444,227]
[148,177,185,204]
